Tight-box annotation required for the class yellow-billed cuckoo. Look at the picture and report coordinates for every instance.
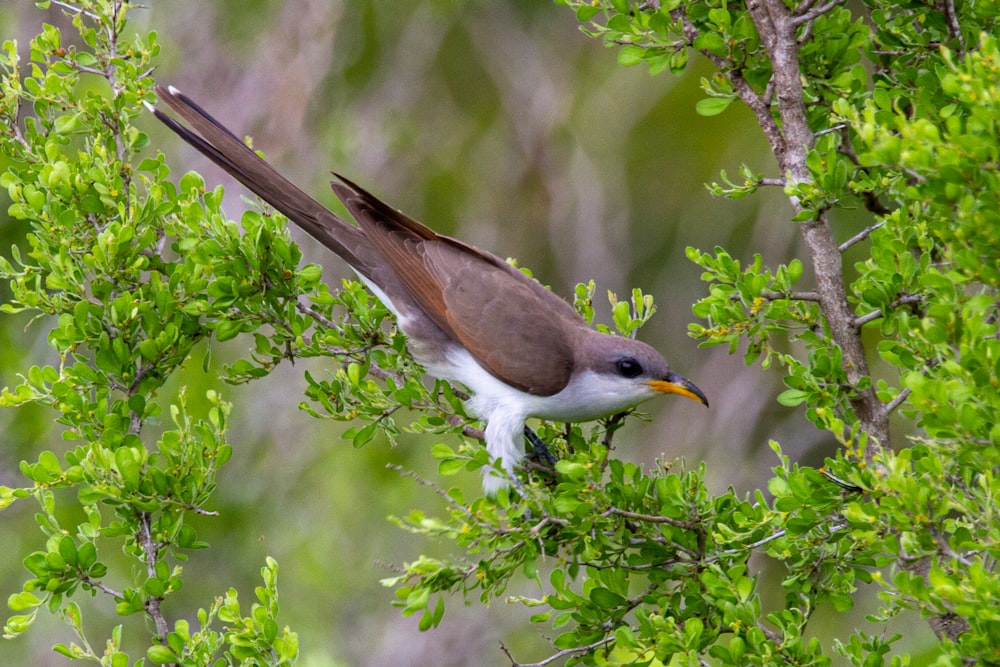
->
[150,85,708,493]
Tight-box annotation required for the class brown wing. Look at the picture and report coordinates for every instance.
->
[336,177,580,396]
[423,242,576,395]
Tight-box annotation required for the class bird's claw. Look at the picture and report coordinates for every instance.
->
[523,426,558,467]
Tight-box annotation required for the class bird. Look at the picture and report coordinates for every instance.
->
[150,85,708,494]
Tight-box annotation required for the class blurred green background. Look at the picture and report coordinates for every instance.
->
[0,1,926,665]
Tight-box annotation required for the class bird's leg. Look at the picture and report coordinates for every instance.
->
[523,425,557,467]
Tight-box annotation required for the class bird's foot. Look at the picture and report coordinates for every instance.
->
[523,426,558,467]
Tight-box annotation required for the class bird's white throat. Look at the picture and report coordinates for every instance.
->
[437,345,660,492]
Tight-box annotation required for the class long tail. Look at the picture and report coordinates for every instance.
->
[150,85,373,274]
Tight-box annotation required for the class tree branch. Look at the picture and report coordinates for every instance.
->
[939,0,967,55]
[137,511,169,639]
[743,0,889,460]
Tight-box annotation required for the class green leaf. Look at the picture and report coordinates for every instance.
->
[829,591,854,612]
[146,644,176,664]
[430,443,456,459]
[776,389,809,406]
[352,422,377,448]
[0,486,20,511]
[7,592,42,611]
[438,458,466,477]
[589,587,626,609]
[54,112,82,135]
[618,45,645,67]
[554,460,587,480]
[695,97,734,116]
[788,258,803,284]
[693,32,728,56]
[215,319,242,342]
[3,612,37,637]
[58,536,78,567]
[114,448,141,490]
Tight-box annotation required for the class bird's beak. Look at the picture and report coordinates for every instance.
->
[645,372,709,407]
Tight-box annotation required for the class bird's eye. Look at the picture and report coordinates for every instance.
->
[616,357,642,379]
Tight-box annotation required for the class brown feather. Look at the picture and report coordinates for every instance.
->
[155,85,585,395]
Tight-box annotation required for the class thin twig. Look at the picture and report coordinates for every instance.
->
[763,290,821,302]
[814,123,847,137]
[79,574,124,601]
[584,557,689,571]
[732,291,821,303]
[604,506,693,529]
[443,414,485,441]
[51,0,100,19]
[882,387,910,417]
[725,528,787,554]
[794,0,819,15]
[838,221,887,252]
[190,506,220,516]
[501,635,615,667]
[295,300,340,329]
[790,0,844,26]
[387,464,474,516]
[63,60,107,76]
[853,293,922,328]
[137,511,169,638]
[601,411,628,448]
[902,166,928,184]
[758,621,783,644]
[940,0,967,55]
[930,525,973,566]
